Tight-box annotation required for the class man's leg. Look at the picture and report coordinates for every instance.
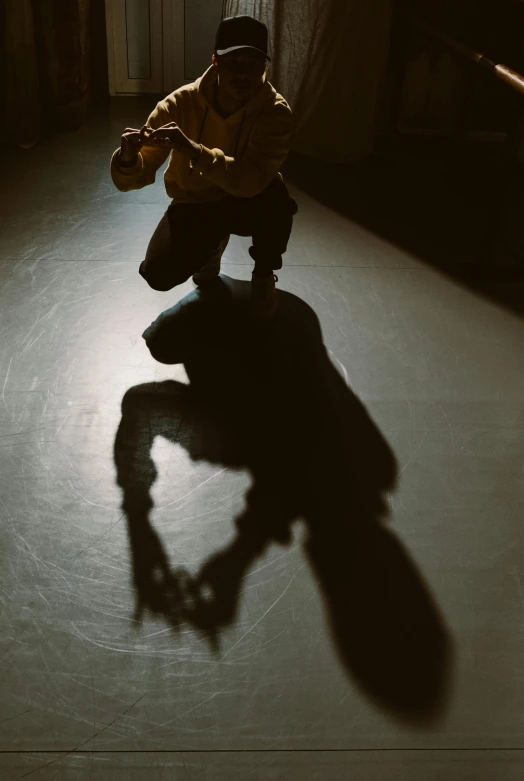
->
[139,204,229,292]
[247,177,298,275]
[223,177,298,319]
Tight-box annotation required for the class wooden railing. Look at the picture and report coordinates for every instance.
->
[401,13,524,98]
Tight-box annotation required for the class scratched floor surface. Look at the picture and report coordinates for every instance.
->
[0,98,523,780]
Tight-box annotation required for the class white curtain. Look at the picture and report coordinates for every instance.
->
[222,0,394,163]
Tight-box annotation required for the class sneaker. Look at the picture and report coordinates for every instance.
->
[251,272,278,320]
[192,235,230,285]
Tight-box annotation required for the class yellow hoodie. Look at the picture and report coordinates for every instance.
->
[110,64,293,203]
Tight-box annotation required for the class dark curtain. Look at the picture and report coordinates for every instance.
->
[0,0,108,148]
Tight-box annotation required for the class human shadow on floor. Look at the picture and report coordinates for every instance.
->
[114,275,452,724]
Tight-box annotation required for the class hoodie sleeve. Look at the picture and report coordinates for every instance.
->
[189,102,292,198]
[110,99,175,192]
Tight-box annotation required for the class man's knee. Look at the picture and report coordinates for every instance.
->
[139,260,187,291]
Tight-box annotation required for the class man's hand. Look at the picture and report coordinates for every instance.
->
[119,125,153,165]
[147,122,202,161]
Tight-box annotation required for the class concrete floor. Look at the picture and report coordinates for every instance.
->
[0,98,523,779]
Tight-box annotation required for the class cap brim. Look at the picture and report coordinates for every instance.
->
[216,45,271,61]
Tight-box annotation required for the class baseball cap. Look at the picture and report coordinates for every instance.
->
[215,15,271,61]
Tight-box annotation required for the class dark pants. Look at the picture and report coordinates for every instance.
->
[139,177,298,291]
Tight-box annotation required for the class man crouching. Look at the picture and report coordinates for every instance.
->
[111,14,298,320]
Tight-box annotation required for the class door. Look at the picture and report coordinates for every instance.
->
[105,0,224,95]
[105,0,164,94]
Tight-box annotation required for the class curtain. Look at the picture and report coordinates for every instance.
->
[1,0,94,148]
[222,0,394,163]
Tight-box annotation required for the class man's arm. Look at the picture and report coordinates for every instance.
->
[110,101,175,192]
[189,104,292,198]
